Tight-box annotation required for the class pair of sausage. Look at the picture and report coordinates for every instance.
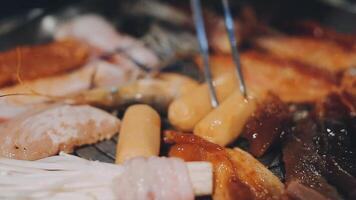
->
[168,73,238,131]
[169,72,264,146]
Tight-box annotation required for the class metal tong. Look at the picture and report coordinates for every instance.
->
[190,0,247,108]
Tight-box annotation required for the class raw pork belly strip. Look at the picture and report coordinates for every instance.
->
[114,157,195,200]
[0,39,89,87]
[0,104,120,160]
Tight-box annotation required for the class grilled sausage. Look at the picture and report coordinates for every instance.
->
[194,91,261,146]
[168,73,237,131]
[116,104,161,164]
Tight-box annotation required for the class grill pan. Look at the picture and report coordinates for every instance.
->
[0,0,354,186]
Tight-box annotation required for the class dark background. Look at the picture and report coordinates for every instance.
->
[0,0,354,50]
[1,0,355,30]
[0,0,80,17]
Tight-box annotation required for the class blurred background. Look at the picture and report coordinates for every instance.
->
[1,0,355,29]
[0,0,355,50]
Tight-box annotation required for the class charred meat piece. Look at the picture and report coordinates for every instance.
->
[316,94,356,198]
[241,93,291,157]
[0,39,89,88]
[283,93,356,200]
[165,131,284,200]
[283,115,342,200]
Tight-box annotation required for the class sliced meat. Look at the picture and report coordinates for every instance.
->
[0,60,131,121]
[197,51,335,103]
[227,148,284,200]
[165,131,254,200]
[0,104,120,160]
[0,39,89,88]
[113,156,194,200]
[255,36,356,81]
[165,131,284,200]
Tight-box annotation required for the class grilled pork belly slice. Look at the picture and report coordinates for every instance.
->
[255,36,356,83]
[0,104,120,160]
[165,131,284,200]
[0,60,132,121]
[197,51,335,103]
[0,39,89,88]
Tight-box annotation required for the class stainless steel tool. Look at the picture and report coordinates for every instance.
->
[190,0,248,108]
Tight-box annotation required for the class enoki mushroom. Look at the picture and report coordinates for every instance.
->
[0,153,212,200]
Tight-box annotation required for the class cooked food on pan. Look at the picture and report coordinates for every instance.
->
[0,0,355,199]
[0,39,89,87]
[255,36,356,79]
[0,104,120,160]
[55,14,159,69]
[116,104,161,163]
[0,60,132,121]
[165,131,284,200]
